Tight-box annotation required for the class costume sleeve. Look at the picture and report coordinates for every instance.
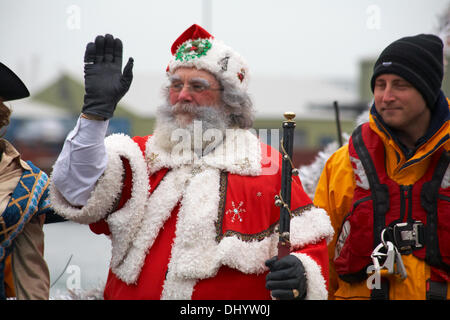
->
[49,133,148,226]
[12,215,50,300]
[52,116,109,206]
[10,169,52,299]
[313,144,355,299]
[50,133,150,272]
[287,174,334,300]
[89,157,133,235]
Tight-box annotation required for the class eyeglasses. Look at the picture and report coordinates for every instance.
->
[168,80,223,94]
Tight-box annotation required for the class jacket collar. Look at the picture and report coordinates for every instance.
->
[0,139,31,174]
[369,90,450,160]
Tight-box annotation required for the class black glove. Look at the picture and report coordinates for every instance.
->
[82,34,134,119]
[265,254,307,300]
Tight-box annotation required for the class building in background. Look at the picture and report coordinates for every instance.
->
[6,70,365,171]
[6,73,133,173]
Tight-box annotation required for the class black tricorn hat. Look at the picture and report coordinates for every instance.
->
[0,62,30,101]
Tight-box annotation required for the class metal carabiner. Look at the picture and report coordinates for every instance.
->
[382,227,407,279]
[381,241,396,274]
[371,244,382,273]
[393,246,408,280]
[371,241,396,274]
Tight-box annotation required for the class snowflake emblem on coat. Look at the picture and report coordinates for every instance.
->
[226,201,246,223]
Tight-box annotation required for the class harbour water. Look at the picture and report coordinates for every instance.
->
[43,221,111,299]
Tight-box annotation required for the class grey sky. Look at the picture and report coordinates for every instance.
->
[1,0,448,115]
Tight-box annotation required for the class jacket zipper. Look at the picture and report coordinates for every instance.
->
[399,185,413,223]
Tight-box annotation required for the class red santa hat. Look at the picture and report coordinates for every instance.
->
[167,24,249,91]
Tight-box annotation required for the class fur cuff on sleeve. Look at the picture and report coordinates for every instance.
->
[49,133,149,228]
[104,134,150,272]
[290,206,334,248]
[291,252,328,300]
[49,140,124,224]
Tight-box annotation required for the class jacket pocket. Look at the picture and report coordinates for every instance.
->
[334,196,374,282]
[437,189,450,266]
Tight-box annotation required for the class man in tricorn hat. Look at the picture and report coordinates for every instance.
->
[0,62,51,299]
[51,24,333,300]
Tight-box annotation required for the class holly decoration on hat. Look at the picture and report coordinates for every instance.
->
[175,38,212,62]
[237,68,246,82]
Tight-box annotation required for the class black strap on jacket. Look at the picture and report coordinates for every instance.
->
[426,279,448,300]
[352,125,390,248]
[421,151,450,273]
[352,127,450,299]
[352,126,391,300]
[370,279,390,300]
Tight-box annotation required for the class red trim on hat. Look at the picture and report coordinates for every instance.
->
[170,24,213,55]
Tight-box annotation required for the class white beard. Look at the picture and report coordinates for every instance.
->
[153,103,230,157]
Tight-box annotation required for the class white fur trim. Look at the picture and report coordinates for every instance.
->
[291,253,328,300]
[145,129,262,176]
[109,129,263,285]
[51,133,151,274]
[203,129,262,176]
[161,167,222,299]
[160,166,279,299]
[85,131,332,300]
[113,163,333,296]
[161,277,197,300]
[103,134,150,272]
[217,235,278,274]
[112,167,191,283]
[168,38,249,92]
[290,206,334,247]
[49,137,125,224]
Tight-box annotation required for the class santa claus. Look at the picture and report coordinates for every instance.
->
[50,24,333,300]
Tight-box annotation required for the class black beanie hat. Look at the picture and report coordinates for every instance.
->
[370,34,444,110]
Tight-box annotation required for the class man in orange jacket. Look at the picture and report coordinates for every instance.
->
[314,34,450,300]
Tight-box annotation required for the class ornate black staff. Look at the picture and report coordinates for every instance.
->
[333,101,343,147]
[275,112,298,259]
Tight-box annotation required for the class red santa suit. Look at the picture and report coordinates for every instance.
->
[50,128,333,299]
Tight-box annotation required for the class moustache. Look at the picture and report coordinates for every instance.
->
[171,103,198,115]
